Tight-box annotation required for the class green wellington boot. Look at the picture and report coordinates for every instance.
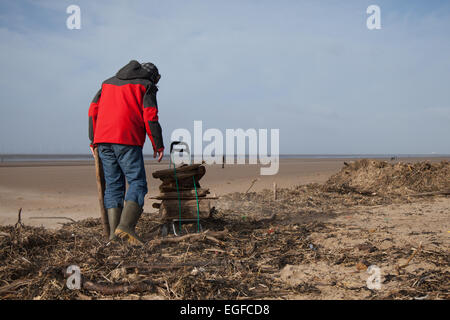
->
[114,201,144,245]
[107,207,122,241]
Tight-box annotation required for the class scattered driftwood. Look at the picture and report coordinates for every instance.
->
[148,229,228,248]
[409,191,450,197]
[245,178,259,194]
[15,208,24,229]
[29,217,77,223]
[396,243,423,274]
[83,281,153,295]
[0,280,33,294]
[122,260,221,272]
[121,264,188,272]
[256,213,277,224]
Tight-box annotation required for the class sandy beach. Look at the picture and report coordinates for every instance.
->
[0,157,448,228]
[1,156,449,300]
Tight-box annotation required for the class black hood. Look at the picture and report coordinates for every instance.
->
[116,60,159,82]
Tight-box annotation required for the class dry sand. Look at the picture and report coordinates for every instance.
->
[278,197,450,299]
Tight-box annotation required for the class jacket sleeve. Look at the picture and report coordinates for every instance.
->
[88,88,102,147]
[143,85,164,152]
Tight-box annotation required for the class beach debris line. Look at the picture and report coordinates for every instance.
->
[324,159,449,196]
[2,211,446,299]
[0,159,448,300]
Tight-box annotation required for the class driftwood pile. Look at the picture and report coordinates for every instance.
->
[150,164,216,222]
[324,159,450,196]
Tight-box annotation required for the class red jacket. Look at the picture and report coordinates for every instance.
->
[88,60,164,152]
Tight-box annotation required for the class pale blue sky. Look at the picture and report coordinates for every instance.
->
[0,0,449,154]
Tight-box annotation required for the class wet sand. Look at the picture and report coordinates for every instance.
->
[0,157,448,228]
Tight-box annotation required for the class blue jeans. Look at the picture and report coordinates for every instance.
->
[98,143,148,209]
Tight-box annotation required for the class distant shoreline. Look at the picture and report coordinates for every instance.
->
[0,154,449,168]
[1,153,449,162]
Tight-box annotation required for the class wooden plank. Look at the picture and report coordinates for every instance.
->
[151,196,218,200]
[409,190,450,197]
[156,166,206,182]
[158,170,205,192]
[93,147,109,239]
[152,164,202,179]
[159,185,199,193]
[149,189,210,199]
[159,199,211,220]
[164,188,209,197]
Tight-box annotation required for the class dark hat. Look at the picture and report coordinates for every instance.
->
[141,62,160,82]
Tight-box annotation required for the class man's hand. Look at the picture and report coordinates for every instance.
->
[90,146,95,158]
[154,149,164,162]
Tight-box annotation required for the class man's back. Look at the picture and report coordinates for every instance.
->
[95,76,149,146]
[89,60,163,152]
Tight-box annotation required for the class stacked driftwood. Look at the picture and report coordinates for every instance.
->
[151,164,216,221]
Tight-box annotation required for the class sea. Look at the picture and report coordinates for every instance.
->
[0,154,449,163]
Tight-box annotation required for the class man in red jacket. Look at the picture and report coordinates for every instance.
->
[88,60,164,245]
